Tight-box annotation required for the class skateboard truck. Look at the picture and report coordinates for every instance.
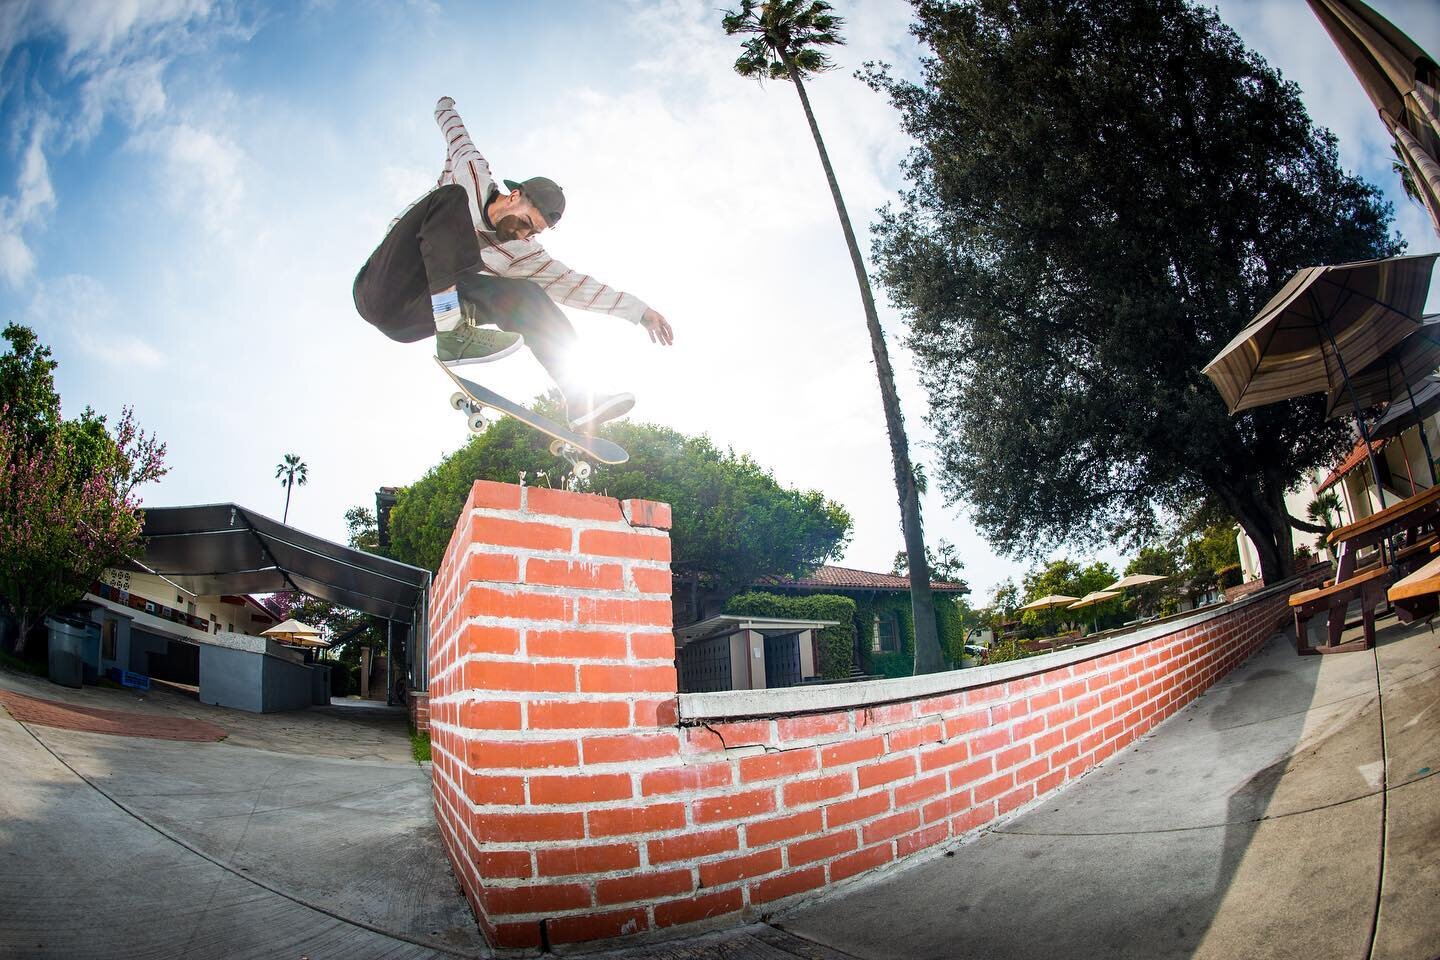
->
[449,390,597,481]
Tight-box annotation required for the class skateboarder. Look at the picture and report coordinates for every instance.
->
[352,96,674,429]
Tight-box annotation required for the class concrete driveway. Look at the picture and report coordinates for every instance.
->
[0,673,485,959]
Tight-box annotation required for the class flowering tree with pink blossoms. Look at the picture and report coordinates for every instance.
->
[0,325,167,655]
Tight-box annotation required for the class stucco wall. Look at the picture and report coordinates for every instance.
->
[199,643,316,713]
[428,480,1325,953]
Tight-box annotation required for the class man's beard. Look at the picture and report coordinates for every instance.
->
[496,215,527,242]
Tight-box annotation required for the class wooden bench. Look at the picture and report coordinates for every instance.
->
[1387,554,1440,625]
[1287,565,1390,655]
[1393,533,1440,571]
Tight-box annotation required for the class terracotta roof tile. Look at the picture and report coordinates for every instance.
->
[755,564,969,594]
[1317,438,1389,493]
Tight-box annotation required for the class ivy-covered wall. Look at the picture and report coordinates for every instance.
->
[722,592,857,680]
[855,595,966,678]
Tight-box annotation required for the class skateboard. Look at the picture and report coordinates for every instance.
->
[436,359,628,480]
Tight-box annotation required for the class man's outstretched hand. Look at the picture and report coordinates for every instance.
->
[641,308,674,346]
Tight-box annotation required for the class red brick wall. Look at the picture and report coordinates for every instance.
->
[409,691,429,733]
[429,480,1325,952]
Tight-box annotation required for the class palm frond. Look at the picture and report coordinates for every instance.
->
[721,0,847,82]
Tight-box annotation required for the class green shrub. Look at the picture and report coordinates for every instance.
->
[984,636,1040,664]
[410,728,431,764]
[1217,563,1243,589]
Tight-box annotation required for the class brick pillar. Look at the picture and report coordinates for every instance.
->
[408,691,429,733]
[427,481,677,950]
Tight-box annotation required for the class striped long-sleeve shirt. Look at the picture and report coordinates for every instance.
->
[419,97,651,325]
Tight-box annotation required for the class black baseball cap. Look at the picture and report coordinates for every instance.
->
[504,177,565,227]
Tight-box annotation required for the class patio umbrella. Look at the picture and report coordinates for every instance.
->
[1307,0,1440,238]
[1371,375,1440,442]
[1324,316,1440,417]
[263,618,323,645]
[1328,314,1440,484]
[1017,594,1080,611]
[1103,573,1169,591]
[1203,253,1438,506]
[1069,590,1122,634]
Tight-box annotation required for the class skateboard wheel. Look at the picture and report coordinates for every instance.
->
[574,461,593,481]
[450,392,468,411]
[549,440,565,457]
[466,412,487,433]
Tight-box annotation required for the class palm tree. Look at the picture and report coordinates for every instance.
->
[275,453,308,524]
[1390,139,1422,206]
[722,0,944,673]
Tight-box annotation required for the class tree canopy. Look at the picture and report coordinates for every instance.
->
[867,0,1404,583]
[0,325,167,652]
[386,394,852,592]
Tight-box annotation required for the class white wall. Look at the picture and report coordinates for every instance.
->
[97,569,277,636]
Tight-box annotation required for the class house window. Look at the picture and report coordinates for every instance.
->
[875,612,901,653]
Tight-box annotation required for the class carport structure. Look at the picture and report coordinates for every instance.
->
[137,504,431,706]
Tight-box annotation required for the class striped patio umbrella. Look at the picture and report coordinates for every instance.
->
[1371,375,1440,442]
[1203,254,1438,506]
[1307,0,1440,238]
[1203,254,1436,415]
[1330,314,1440,484]
[1325,315,1440,417]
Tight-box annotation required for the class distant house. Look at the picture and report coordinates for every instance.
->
[673,564,970,692]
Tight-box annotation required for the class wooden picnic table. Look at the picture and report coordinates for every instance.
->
[1388,553,1440,623]
[1327,482,1440,582]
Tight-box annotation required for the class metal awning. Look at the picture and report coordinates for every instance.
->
[137,504,430,624]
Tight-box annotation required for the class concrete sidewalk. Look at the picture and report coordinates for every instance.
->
[1,614,1435,959]
[0,673,484,959]
[772,617,1439,960]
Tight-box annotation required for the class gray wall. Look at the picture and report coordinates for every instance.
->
[261,654,316,712]
[198,643,317,713]
[199,644,265,712]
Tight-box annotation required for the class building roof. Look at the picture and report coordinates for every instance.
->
[755,564,969,594]
[1317,438,1390,493]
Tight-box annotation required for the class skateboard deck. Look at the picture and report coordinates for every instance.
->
[436,359,629,474]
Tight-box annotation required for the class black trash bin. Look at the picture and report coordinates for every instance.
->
[46,616,87,688]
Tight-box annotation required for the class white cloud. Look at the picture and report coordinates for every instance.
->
[0,0,243,292]
[38,0,216,61]
[147,121,247,235]
[15,126,54,221]
[21,273,166,370]
[0,231,36,286]
[0,125,54,287]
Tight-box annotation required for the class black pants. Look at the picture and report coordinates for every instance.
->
[352,184,580,394]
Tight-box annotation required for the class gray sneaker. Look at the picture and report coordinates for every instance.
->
[436,325,523,367]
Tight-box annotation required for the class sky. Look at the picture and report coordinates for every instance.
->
[1,0,1437,604]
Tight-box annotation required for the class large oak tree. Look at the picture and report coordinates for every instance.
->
[867,0,1404,581]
